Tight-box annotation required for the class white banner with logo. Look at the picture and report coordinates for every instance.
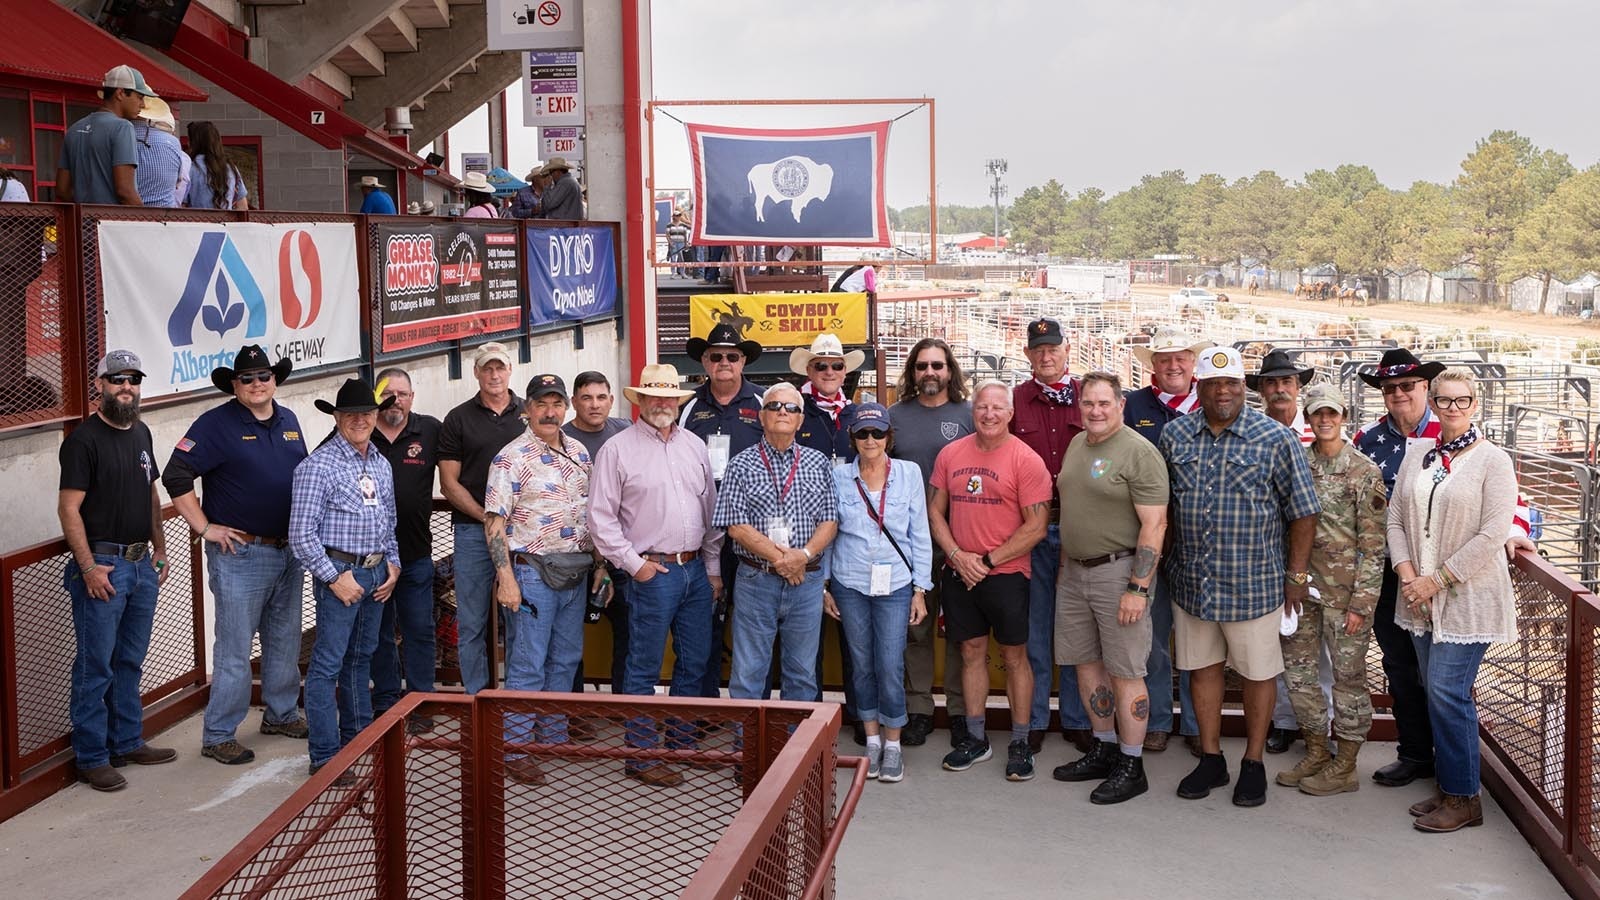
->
[98,220,362,396]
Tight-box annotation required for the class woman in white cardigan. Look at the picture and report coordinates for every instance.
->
[1387,367,1518,834]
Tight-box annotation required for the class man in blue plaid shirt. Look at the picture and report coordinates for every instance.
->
[712,382,838,703]
[1159,347,1319,808]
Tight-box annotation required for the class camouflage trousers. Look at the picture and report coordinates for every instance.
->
[1281,602,1373,742]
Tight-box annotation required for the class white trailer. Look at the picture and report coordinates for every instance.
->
[1045,264,1130,300]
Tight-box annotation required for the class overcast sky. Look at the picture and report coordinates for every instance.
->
[450,0,1597,208]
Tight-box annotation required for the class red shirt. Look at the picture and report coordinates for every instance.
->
[1010,378,1084,503]
[931,434,1053,577]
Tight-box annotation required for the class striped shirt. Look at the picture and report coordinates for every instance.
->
[288,435,400,584]
[712,439,838,560]
[483,430,592,554]
[134,125,185,207]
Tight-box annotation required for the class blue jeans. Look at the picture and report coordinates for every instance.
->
[695,548,740,697]
[622,560,713,755]
[306,561,387,766]
[1412,634,1490,796]
[202,541,305,747]
[453,524,503,694]
[1031,526,1087,731]
[67,553,159,769]
[1147,578,1197,735]
[504,563,587,746]
[833,583,911,729]
[372,557,436,713]
[729,566,823,701]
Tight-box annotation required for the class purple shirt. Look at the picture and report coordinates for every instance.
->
[588,419,722,577]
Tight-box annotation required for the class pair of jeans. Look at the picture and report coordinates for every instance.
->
[202,541,305,747]
[1412,634,1489,796]
[503,562,587,747]
[306,561,387,766]
[814,616,859,719]
[1030,526,1087,731]
[67,553,159,769]
[833,583,912,729]
[622,560,713,757]
[1374,564,1434,762]
[695,548,739,697]
[453,524,504,694]
[729,566,823,701]
[1145,577,1197,735]
[572,569,631,692]
[371,557,436,714]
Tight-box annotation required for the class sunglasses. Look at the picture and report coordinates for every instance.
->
[1380,379,1424,395]
[235,371,275,385]
[706,351,742,363]
[1432,395,1475,410]
[103,373,143,386]
[853,428,888,440]
[914,361,946,371]
[762,401,803,414]
[810,361,846,372]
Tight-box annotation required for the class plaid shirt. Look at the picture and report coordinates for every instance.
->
[289,436,401,585]
[712,439,837,560]
[1159,407,1321,622]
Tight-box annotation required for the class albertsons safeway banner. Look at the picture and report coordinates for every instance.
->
[98,220,361,395]
[526,225,618,325]
[375,222,522,352]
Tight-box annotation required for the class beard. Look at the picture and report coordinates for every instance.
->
[102,392,139,427]
[918,375,945,397]
[380,407,405,428]
[641,407,677,430]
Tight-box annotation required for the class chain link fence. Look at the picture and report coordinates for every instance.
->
[0,203,76,429]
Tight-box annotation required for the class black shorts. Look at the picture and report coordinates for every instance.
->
[942,569,1029,646]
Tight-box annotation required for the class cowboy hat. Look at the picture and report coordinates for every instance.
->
[358,175,386,189]
[542,157,573,175]
[1245,348,1315,391]
[1358,348,1446,389]
[686,322,763,365]
[460,171,496,195]
[211,344,291,395]
[138,97,176,134]
[789,333,866,377]
[1132,325,1214,367]
[315,377,396,415]
[623,363,696,406]
[419,199,437,214]
[406,201,421,214]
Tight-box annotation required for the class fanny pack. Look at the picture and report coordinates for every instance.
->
[522,551,593,589]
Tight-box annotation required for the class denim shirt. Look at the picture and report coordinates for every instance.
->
[823,459,933,593]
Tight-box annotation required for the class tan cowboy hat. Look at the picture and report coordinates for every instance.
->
[542,157,573,175]
[789,333,866,376]
[460,171,495,195]
[358,175,386,189]
[623,363,695,405]
[1132,325,1214,367]
[139,97,176,134]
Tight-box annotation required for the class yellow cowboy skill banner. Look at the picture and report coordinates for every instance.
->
[688,292,869,348]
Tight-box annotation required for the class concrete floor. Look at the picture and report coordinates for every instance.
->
[0,711,1570,900]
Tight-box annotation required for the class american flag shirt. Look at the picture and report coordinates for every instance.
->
[483,430,593,554]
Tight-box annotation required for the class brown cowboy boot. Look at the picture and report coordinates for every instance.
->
[1274,730,1330,787]
[1409,788,1445,817]
[1414,793,1484,833]
[1300,739,1361,795]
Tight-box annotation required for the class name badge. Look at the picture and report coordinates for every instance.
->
[708,433,731,480]
[832,454,848,471]
[358,474,379,506]
[767,515,791,549]
[869,563,893,596]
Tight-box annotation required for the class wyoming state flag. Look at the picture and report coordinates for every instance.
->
[687,121,890,247]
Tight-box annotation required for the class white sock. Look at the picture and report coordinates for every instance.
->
[885,739,901,751]
[866,734,883,750]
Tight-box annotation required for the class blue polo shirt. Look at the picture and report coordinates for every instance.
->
[678,379,765,464]
[163,399,308,537]
[796,394,857,465]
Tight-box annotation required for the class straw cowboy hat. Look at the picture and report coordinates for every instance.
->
[358,176,386,189]
[541,157,573,175]
[1245,349,1315,391]
[623,363,695,406]
[460,171,495,195]
[789,333,866,377]
[138,97,177,134]
[314,378,395,415]
[1131,325,1214,367]
[210,344,292,395]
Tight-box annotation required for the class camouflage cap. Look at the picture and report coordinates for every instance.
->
[1302,382,1345,415]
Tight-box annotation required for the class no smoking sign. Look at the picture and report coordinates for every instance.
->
[488,0,583,50]
[536,1,560,25]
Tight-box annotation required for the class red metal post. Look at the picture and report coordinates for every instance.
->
[379,723,408,898]
[623,0,649,377]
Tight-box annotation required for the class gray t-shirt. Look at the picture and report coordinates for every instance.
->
[59,111,137,205]
[889,398,974,488]
[562,417,631,459]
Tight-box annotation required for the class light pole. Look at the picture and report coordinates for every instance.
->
[986,158,1007,255]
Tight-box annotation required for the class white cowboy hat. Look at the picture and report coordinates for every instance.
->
[1132,325,1214,367]
[788,333,866,377]
[460,171,495,194]
[138,96,176,134]
[358,175,386,189]
[623,363,696,405]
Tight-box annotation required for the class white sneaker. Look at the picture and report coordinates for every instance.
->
[879,744,904,783]
[866,742,883,779]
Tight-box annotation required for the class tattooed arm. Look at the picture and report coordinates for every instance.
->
[485,514,523,613]
[1121,503,1167,625]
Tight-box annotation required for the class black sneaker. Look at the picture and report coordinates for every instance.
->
[941,735,992,772]
[902,714,932,747]
[1090,754,1149,805]
[1233,758,1268,807]
[1005,739,1035,782]
[1176,752,1230,799]
[1052,740,1119,782]
[948,716,971,749]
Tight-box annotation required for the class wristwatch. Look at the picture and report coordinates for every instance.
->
[981,552,995,569]
[1287,572,1311,586]
[1125,581,1150,596]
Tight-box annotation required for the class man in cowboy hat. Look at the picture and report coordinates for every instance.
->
[289,378,401,776]
[357,175,397,215]
[134,96,186,207]
[56,65,158,206]
[590,363,724,786]
[1124,324,1213,753]
[163,345,308,766]
[539,157,583,220]
[510,164,544,219]
[666,210,691,266]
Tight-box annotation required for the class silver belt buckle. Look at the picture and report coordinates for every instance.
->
[124,542,149,561]
[362,552,385,568]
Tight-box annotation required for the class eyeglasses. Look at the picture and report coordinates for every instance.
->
[762,401,803,414]
[1432,395,1476,410]
[103,373,142,386]
[235,371,274,385]
[382,390,414,400]
[853,428,888,440]
[914,360,946,371]
[706,351,742,363]
[1380,379,1424,396]
[810,361,846,372]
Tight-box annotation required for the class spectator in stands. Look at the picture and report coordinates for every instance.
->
[0,165,29,202]
[186,121,248,211]
[56,65,154,206]
[58,350,177,792]
[461,172,499,218]
[357,175,397,215]
[539,157,583,220]
[134,97,185,208]
[1387,367,1520,833]
[562,371,634,698]
[163,345,308,766]
[832,263,877,302]
[666,211,690,267]
[510,165,543,219]
[291,379,401,778]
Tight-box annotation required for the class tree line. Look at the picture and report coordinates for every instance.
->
[891,131,1600,312]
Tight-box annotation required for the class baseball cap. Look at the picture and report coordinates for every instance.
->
[848,403,891,434]
[526,373,567,401]
[1302,383,1346,415]
[1026,317,1064,348]
[102,65,158,99]
[96,349,146,378]
[1196,347,1245,381]
[473,342,512,369]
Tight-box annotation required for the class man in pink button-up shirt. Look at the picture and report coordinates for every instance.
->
[588,363,723,788]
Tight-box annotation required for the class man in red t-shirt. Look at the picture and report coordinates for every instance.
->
[929,382,1052,782]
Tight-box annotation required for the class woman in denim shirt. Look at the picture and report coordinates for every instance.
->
[823,403,932,782]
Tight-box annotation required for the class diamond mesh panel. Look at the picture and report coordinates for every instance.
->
[0,204,72,430]
[400,702,471,898]
[1577,610,1598,869]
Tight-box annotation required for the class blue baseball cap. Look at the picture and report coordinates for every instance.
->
[848,402,891,434]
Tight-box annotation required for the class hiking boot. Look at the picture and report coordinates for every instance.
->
[1143,731,1169,752]
[110,745,178,767]
[1275,730,1332,787]
[866,742,883,780]
[941,735,992,772]
[201,740,255,765]
[1090,754,1149,805]
[1233,758,1268,807]
[260,717,309,739]
[902,714,931,747]
[1300,739,1362,796]
[505,756,546,786]
[1184,734,1203,758]
[77,764,127,792]
[1414,793,1484,833]
[1005,739,1035,782]
[1052,740,1119,783]
[948,717,970,749]
[879,745,905,783]
[1176,752,1230,799]
[1409,788,1445,818]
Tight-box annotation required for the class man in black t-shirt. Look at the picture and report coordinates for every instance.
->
[58,350,176,792]
[561,370,632,697]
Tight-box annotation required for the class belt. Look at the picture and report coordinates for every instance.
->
[234,532,288,549]
[739,555,820,575]
[89,540,149,561]
[1070,548,1136,569]
[643,549,699,565]
[325,547,386,568]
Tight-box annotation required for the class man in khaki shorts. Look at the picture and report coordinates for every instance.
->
[1158,347,1320,808]
[1049,373,1169,804]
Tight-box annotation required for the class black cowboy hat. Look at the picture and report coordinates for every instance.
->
[1245,348,1315,391]
[686,322,763,365]
[314,377,396,415]
[1358,348,1446,389]
[211,344,292,395]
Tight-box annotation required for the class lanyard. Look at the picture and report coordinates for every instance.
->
[757,442,799,502]
[854,461,891,534]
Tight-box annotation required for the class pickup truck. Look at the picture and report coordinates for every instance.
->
[1168,287,1218,310]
